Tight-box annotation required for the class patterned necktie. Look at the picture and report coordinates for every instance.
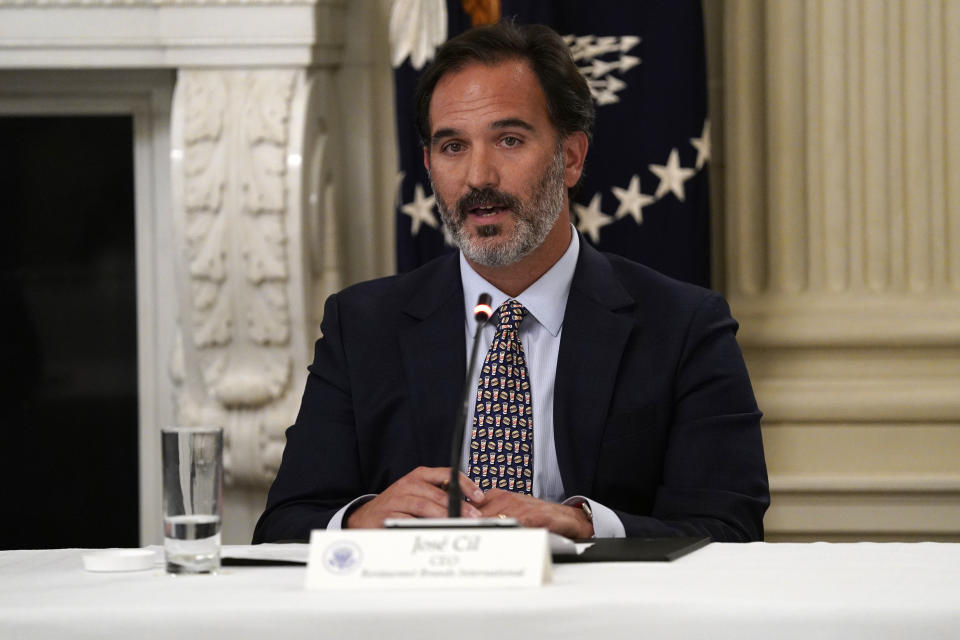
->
[467,299,533,494]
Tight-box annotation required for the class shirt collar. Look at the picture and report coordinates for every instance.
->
[460,225,579,338]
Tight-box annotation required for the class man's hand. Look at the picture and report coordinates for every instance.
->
[345,466,485,528]
[478,490,594,539]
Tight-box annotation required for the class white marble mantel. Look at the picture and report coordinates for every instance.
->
[0,0,396,544]
[0,0,345,68]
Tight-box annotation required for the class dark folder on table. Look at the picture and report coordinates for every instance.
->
[553,536,710,563]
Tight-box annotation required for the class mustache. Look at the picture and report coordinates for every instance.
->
[455,187,523,219]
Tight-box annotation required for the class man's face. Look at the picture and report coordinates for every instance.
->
[424,60,572,268]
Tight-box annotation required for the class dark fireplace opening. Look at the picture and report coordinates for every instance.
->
[0,115,139,550]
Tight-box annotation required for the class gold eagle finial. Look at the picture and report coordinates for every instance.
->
[461,0,501,26]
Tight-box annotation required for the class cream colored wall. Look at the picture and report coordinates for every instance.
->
[718,0,960,541]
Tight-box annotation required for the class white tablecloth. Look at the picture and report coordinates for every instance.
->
[1,542,958,639]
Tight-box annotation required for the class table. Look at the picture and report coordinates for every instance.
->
[2,542,958,639]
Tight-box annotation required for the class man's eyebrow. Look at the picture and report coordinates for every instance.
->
[431,118,536,145]
[490,118,535,132]
[431,127,461,145]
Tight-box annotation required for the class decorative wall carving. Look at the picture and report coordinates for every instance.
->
[181,70,294,407]
[171,68,340,487]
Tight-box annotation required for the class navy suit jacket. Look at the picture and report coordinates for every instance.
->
[253,239,769,543]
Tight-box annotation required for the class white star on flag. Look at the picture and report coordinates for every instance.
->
[649,148,696,201]
[401,183,438,235]
[573,192,613,243]
[690,119,711,169]
[611,175,655,224]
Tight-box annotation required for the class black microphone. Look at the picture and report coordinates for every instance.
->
[448,293,493,517]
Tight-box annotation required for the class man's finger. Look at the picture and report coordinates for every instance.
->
[408,466,484,502]
[477,488,515,510]
[392,495,451,519]
[457,472,485,503]
[477,491,538,520]
[458,502,483,518]
[390,480,451,511]
[417,474,483,517]
[408,466,457,486]
[389,482,481,518]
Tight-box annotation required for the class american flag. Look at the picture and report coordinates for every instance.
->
[391,0,711,287]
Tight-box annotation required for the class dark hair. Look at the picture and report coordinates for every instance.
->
[414,21,595,148]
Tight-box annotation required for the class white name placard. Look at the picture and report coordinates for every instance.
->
[305,528,551,589]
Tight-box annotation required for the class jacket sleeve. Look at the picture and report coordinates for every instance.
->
[613,292,769,541]
[252,293,364,543]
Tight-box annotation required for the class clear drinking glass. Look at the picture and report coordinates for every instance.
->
[161,426,223,574]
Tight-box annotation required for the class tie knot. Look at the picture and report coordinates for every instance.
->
[496,299,527,330]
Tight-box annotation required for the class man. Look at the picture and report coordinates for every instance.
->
[253,21,768,543]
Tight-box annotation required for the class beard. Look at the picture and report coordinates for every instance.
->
[431,146,566,268]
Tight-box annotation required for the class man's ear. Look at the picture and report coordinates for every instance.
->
[562,131,589,189]
[423,146,431,172]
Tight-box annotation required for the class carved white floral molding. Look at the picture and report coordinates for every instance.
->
[171,68,341,486]
[182,70,296,406]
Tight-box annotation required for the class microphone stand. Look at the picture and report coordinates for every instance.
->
[385,293,517,528]
[448,293,492,517]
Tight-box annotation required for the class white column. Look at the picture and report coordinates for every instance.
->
[723,0,960,541]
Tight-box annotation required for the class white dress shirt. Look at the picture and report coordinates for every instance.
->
[329,226,625,537]
[458,228,624,538]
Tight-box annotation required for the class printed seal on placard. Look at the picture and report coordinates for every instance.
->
[322,541,363,575]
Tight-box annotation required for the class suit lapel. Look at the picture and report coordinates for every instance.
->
[554,241,636,498]
[398,256,466,468]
